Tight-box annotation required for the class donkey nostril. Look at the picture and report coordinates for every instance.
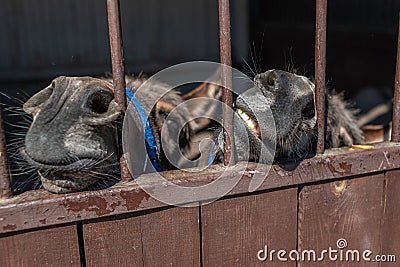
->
[86,91,113,114]
[89,98,109,114]
[302,102,315,119]
[266,73,277,87]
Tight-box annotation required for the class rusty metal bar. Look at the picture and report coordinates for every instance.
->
[107,0,127,112]
[315,0,327,154]
[106,0,131,182]
[218,0,235,166]
[0,111,12,198]
[391,16,400,142]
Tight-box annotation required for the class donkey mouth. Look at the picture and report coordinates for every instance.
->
[39,171,98,193]
[20,148,112,172]
[234,105,261,139]
[20,148,117,193]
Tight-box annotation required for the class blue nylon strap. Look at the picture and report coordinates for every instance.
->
[126,88,162,172]
[207,138,217,165]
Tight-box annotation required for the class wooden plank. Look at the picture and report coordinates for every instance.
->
[0,224,80,267]
[83,214,143,267]
[83,206,200,266]
[202,188,298,266]
[380,170,400,267]
[298,173,385,266]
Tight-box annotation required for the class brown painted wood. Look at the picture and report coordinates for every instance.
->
[298,173,385,266]
[0,224,80,267]
[380,170,400,267]
[202,188,298,266]
[83,206,200,266]
[1,144,400,234]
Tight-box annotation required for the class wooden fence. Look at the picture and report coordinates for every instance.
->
[0,144,400,266]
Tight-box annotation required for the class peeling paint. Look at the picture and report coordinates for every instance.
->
[3,224,16,231]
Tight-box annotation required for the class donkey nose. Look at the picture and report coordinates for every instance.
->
[254,70,279,91]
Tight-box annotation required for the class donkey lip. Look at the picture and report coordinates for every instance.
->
[40,174,86,193]
[39,171,98,193]
[20,147,105,172]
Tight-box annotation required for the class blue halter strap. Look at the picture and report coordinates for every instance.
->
[126,88,162,172]
[207,140,215,165]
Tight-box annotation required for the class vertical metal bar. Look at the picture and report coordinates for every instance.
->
[391,16,400,142]
[0,111,12,198]
[107,0,130,181]
[218,0,235,165]
[315,0,327,154]
[107,0,127,112]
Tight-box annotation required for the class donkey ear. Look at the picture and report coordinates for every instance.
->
[182,69,222,133]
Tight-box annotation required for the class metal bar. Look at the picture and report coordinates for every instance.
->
[107,0,127,112]
[120,155,131,182]
[391,16,400,142]
[0,111,12,198]
[106,0,131,182]
[218,0,235,165]
[315,0,327,154]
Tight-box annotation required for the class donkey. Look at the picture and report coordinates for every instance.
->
[20,76,219,193]
[213,69,364,163]
[19,69,363,193]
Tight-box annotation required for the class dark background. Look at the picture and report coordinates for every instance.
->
[249,0,399,123]
[1,1,399,97]
[251,0,398,96]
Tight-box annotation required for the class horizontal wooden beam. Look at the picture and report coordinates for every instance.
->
[1,143,399,234]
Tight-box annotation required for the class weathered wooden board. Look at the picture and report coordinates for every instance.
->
[1,144,399,235]
[298,173,385,266]
[2,144,400,234]
[0,224,80,267]
[83,206,200,266]
[380,169,400,267]
[201,188,298,266]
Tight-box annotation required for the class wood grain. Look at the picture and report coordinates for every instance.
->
[298,174,385,267]
[83,206,200,266]
[380,170,400,267]
[0,224,80,267]
[201,188,298,266]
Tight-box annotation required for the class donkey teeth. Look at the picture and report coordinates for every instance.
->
[238,109,249,120]
[237,108,257,131]
[247,119,256,130]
